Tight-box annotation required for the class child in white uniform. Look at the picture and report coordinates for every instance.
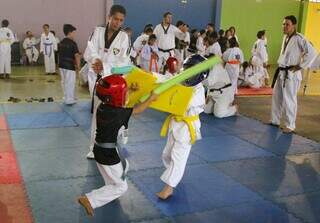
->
[23,31,40,65]
[204,63,237,118]
[156,54,207,199]
[140,34,159,72]
[40,24,57,74]
[222,37,244,98]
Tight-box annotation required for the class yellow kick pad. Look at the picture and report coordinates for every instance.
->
[125,68,193,115]
[149,84,193,116]
[125,68,157,107]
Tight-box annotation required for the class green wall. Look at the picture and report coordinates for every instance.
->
[220,0,301,64]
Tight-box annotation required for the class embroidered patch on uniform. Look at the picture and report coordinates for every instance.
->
[113,48,120,55]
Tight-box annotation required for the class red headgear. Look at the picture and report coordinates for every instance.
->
[166,57,179,74]
[95,74,128,107]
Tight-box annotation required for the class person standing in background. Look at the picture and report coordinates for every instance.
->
[40,24,57,75]
[0,19,15,78]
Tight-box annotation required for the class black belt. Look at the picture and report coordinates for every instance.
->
[91,74,102,114]
[209,83,232,94]
[95,142,128,180]
[95,142,117,148]
[271,66,295,88]
[158,48,174,53]
[60,57,74,62]
[187,48,197,53]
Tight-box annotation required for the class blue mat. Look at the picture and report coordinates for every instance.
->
[82,126,91,138]
[191,135,274,162]
[134,219,174,223]
[286,152,320,172]
[3,103,63,114]
[237,132,320,155]
[127,121,163,143]
[201,115,280,135]
[129,164,263,216]
[213,156,320,199]
[124,140,204,171]
[25,177,162,223]
[61,102,92,127]
[6,112,77,129]
[7,103,320,223]
[274,191,320,223]
[173,200,302,223]
[16,146,98,182]
[10,127,89,151]
[199,123,227,137]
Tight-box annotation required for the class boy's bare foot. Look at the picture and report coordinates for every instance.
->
[282,127,294,134]
[78,196,94,217]
[156,185,173,200]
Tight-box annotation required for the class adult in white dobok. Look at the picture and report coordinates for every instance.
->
[40,24,57,75]
[23,31,40,65]
[204,63,237,118]
[153,11,187,71]
[0,19,15,78]
[84,4,130,159]
[270,15,317,133]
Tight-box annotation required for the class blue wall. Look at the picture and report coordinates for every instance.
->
[114,0,217,39]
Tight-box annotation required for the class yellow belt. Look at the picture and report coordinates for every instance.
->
[160,114,199,144]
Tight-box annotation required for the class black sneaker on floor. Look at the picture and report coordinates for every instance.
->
[8,96,14,102]
[12,98,21,103]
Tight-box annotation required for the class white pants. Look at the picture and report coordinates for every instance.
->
[205,87,237,118]
[88,70,98,98]
[59,68,77,104]
[225,64,240,96]
[161,132,192,188]
[158,50,174,72]
[247,73,265,89]
[44,53,56,73]
[86,162,128,209]
[271,73,301,130]
[26,48,39,63]
[0,44,11,74]
[89,95,101,151]
[79,64,89,85]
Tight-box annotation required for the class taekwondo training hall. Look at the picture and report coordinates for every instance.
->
[1,0,320,222]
